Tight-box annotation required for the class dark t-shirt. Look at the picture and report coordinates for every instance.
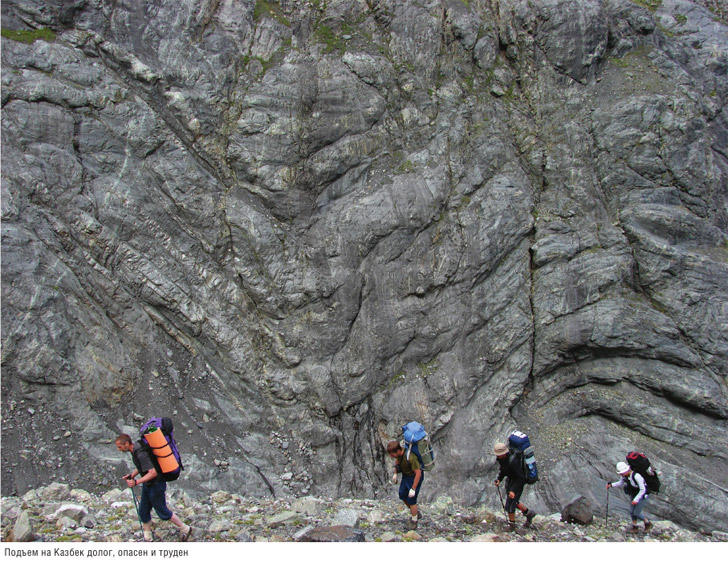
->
[132,441,159,484]
[497,453,526,490]
[396,452,421,476]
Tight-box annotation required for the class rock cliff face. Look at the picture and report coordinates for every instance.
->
[2,0,727,533]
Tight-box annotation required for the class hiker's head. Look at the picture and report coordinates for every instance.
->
[115,434,134,453]
[493,443,509,458]
[387,441,403,457]
[616,462,631,475]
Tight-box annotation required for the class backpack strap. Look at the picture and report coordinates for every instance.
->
[136,440,161,478]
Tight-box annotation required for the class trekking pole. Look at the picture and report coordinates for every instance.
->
[605,484,610,526]
[496,483,508,518]
[130,485,145,539]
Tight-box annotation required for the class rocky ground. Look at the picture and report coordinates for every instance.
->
[2,482,726,543]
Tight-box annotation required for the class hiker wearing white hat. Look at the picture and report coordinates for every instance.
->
[607,460,653,534]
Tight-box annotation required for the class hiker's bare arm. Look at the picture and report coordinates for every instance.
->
[412,468,422,489]
[138,468,157,483]
[130,468,158,486]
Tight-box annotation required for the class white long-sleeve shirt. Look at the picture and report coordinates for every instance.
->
[611,471,648,503]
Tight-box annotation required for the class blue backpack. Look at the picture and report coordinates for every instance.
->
[402,421,435,471]
[508,430,538,484]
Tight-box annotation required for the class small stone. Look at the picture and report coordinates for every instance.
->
[267,511,300,526]
[70,489,94,503]
[104,486,129,502]
[470,533,501,542]
[332,508,359,527]
[2,502,21,521]
[13,511,35,542]
[476,508,498,524]
[293,525,314,540]
[52,503,90,522]
[292,496,323,516]
[491,84,506,97]
[211,491,231,503]
[431,496,455,515]
[208,519,233,533]
[43,483,71,501]
[297,525,365,542]
[80,515,96,529]
[366,509,386,524]
[56,516,77,530]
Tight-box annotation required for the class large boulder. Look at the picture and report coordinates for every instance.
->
[561,496,594,525]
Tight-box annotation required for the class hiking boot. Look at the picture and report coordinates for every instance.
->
[407,518,418,530]
[507,521,517,532]
[180,525,192,542]
[628,525,640,535]
[143,530,153,542]
[644,521,653,533]
[525,510,537,528]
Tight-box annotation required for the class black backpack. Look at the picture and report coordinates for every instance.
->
[626,451,661,494]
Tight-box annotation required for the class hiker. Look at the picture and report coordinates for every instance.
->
[607,461,653,534]
[115,434,192,542]
[493,442,536,530]
[387,440,423,530]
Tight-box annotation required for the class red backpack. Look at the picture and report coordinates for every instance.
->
[626,452,661,494]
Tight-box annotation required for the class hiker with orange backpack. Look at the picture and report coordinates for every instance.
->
[607,461,653,534]
[115,434,192,542]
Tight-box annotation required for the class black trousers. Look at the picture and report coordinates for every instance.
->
[505,480,525,513]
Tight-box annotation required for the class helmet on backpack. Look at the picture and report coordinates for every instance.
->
[616,461,630,474]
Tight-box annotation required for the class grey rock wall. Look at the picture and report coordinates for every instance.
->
[2,0,727,532]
